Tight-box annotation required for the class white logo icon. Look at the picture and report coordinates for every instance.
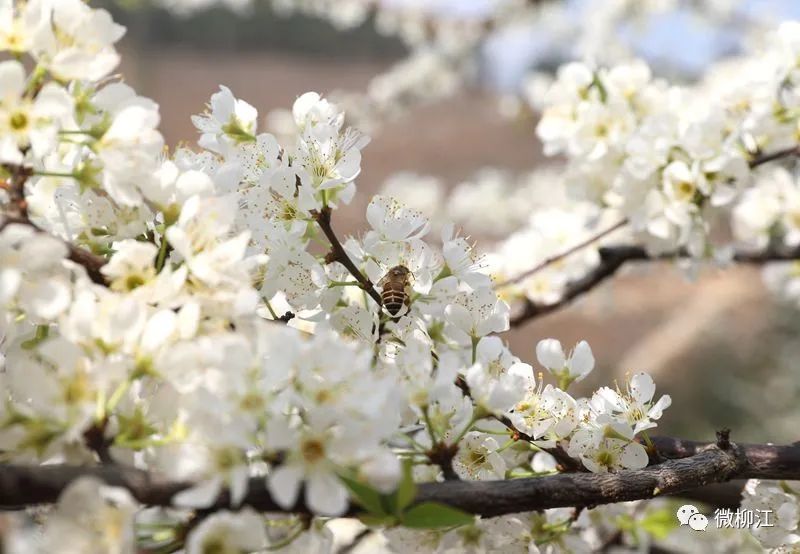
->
[676,504,698,525]
[677,504,708,531]
[688,513,709,531]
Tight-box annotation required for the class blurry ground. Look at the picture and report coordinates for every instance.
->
[119,46,793,444]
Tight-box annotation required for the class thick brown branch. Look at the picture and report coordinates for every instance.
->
[314,206,382,306]
[679,480,748,509]
[652,436,800,480]
[0,464,189,510]
[3,436,799,517]
[416,445,745,516]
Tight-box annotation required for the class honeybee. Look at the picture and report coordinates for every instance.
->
[378,265,413,318]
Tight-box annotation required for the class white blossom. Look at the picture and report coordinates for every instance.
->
[453,432,507,480]
[536,338,595,385]
[0,5,796,550]
[0,60,71,164]
[741,480,800,548]
[38,477,137,554]
[185,509,267,554]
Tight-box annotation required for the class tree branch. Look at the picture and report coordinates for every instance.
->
[3,436,798,517]
[82,419,113,464]
[0,215,108,286]
[415,444,745,517]
[505,144,800,327]
[2,164,108,285]
[314,206,382,307]
[749,145,800,168]
[510,243,800,327]
[3,166,31,220]
[510,245,635,326]
[499,219,628,287]
[651,435,800,479]
[454,376,583,472]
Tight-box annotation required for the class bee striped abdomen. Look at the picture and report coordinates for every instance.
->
[381,283,409,317]
[378,265,413,318]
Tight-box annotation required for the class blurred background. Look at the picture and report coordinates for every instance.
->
[99,0,800,445]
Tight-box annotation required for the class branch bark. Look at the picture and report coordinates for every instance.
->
[314,205,382,307]
[414,444,743,516]
[510,244,800,327]
[510,245,638,326]
[0,215,108,286]
[2,436,799,517]
[749,145,800,168]
[651,435,800,479]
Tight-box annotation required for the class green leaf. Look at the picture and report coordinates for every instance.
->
[340,475,387,516]
[402,502,474,529]
[639,508,679,540]
[390,460,417,515]
[358,514,398,528]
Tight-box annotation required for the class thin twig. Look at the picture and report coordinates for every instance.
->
[498,219,628,287]
[338,528,371,554]
[4,165,32,220]
[2,163,108,285]
[314,206,382,306]
[454,376,583,472]
[504,145,800,326]
[510,243,800,327]
[748,145,800,168]
[510,246,633,326]
[82,419,113,464]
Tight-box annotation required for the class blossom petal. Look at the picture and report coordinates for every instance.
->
[536,339,566,370]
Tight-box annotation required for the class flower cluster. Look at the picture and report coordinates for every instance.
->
[145,0,754,134]
[377,166,621,309]
[534,22,800,255]
[446,167,586,238]
[0,43,675,548]
[733,167,800,251]
[0,2,673,547]
[1,1,799,552]
[510,339,671,475]
[490,206,611,306]
[741,480,800,548]
[733,166,800,308]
